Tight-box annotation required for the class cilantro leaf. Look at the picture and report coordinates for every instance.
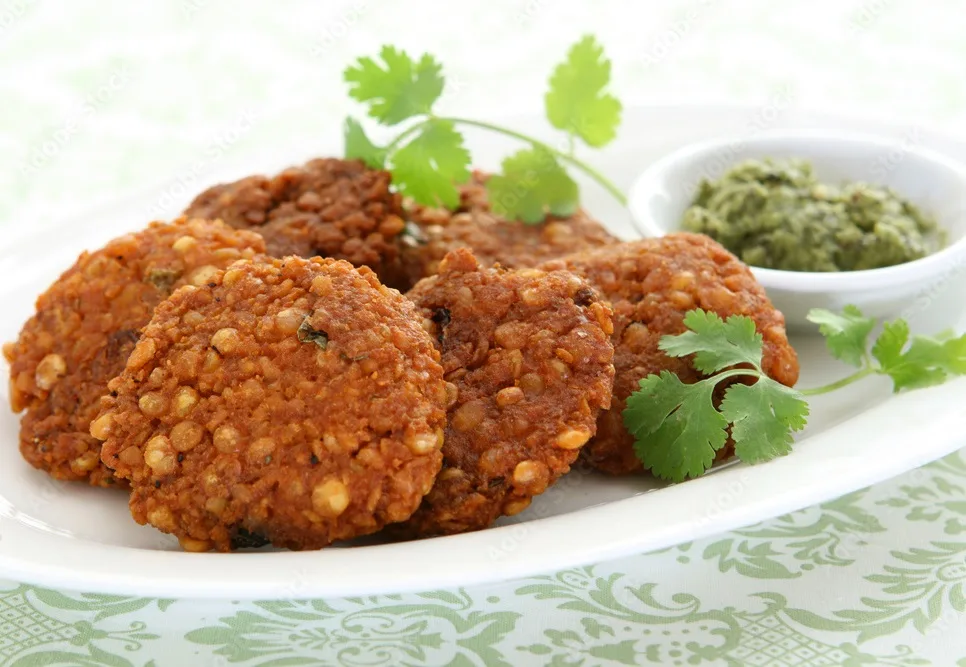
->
[807,305,876,367]
[624,370,693,438]
[805,306,966,397]
[720,379,809,464]
[872,320,966,391]
[343,117,386,169]
[545,35,622,148]
[341,40,630,218]
[624,372,729,482]
[882,338,950,391]
[344,46,443,126]
[625,310,808,480]
[389,119,470,208]
[659,310,763,374]
[870,319,909,370]
[486,147,578,224]
[623,302,966,484]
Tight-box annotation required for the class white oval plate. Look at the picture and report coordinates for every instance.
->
[1,105,965,600]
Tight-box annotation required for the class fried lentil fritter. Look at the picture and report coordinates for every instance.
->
[541,233,800,475]
[94,256,447,552]
[184,158,406,281]
[398,173,618,287]
[4,218,265,487]
[394,249,615,537]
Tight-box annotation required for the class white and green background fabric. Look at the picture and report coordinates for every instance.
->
[3,1,966,664]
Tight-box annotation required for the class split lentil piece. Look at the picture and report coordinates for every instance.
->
[393,248,615,537]
[4,218,265,487]
[541,233,800,475]
[184,157,407,285]
[94,256,447,551]
[397,172,618,288]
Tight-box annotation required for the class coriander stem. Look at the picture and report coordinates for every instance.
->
[436,116,629,206]
[800,367,877,396]
[384,121,426,153]
[704,368,762,384]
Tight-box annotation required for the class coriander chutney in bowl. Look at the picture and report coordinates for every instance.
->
[628,130,966,330]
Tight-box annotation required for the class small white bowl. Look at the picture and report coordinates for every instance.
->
[628,130,966,330]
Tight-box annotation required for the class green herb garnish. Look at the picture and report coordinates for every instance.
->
[623,307,966,482]
[343,35,626,223]
[805,306,966,393]
[145,267,182,292]
[297,319,329,349]
[623,310,809,482]
[544,35,622,148]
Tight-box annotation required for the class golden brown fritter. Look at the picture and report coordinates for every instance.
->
[184,158,406,282]
[4,218,265,487]
[398,172,618,288]
[94,256,448,552]
[394,249,615,537]
[541,233,800,475]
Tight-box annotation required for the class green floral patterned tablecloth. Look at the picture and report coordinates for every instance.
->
[5,455,966,665]
[3,2,966,664]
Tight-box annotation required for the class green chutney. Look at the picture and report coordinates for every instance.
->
[681,158,943,272]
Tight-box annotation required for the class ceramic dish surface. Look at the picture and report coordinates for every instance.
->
[1,106,964,599]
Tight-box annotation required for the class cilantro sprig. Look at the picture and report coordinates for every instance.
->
[342,36,626,223]
[804,306,966,393]
[623,311,809,482]
[623,306,966,482]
